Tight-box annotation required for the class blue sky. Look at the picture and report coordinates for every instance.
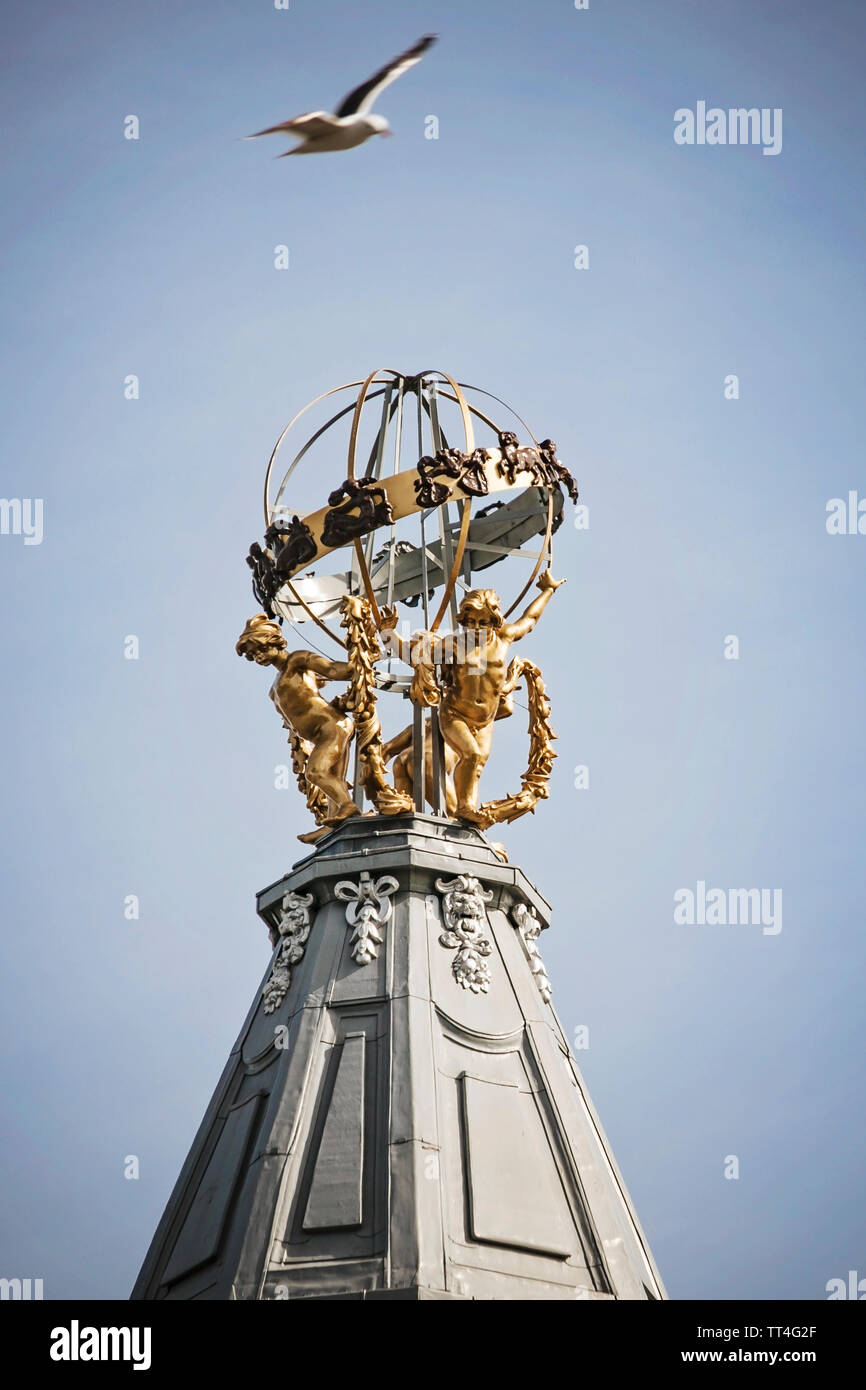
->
[1,0,864,1300]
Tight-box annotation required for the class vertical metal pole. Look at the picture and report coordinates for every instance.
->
[352,739,364,810]
[412,700,426,814]
[429,381,460,631]
[352,383,392,808]
[413,384,430,818]
[386,380,404,612]
[417,387,431,632]
[461,497,473,588]
[365,382,393,480]
[429,706,445,815]
[426,379,451,815]
[383,380,404,688]
[364,382,393,577]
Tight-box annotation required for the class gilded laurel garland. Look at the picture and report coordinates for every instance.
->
[286,726,331,826]
[339,596,413,816]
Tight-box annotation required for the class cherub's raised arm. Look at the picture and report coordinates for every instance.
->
[379,627,414,665]
[379,608,444,667]
[504,572,566,642]
[288,651,353,683]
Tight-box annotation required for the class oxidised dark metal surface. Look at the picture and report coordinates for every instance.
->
[321,478,394,548]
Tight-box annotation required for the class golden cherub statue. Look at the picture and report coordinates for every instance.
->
[237,573,562,835]
[380,571,565,822]
[235,615,361,826]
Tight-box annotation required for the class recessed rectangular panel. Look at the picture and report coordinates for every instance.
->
[461,1074,573,1259]
[303,1033,366,1230]
[163,1093,261,1286]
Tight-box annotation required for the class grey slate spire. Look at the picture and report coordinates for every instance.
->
[131,815,665,1301]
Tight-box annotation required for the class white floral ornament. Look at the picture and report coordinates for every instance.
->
[335,871,399,965]
[511,901,552,1003]
[262,890,315,1014]
[435,874,494,994]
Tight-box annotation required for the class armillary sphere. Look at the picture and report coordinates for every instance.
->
[239,369,579,844]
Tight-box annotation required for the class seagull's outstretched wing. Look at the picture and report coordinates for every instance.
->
[334,34,437,118]
[246,111,338,140]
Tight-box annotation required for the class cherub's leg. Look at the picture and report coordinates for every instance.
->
[332,714,354,784]
[440,713,490,818]
[443,747,458,817]
[389,726,456,815]
[382,724,415,800]
[307,714,359,819]
[382,724,412,764]
[465,724,495,814]
[392,750,413,798]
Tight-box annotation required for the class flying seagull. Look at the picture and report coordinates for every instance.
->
[246,34,437,157]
